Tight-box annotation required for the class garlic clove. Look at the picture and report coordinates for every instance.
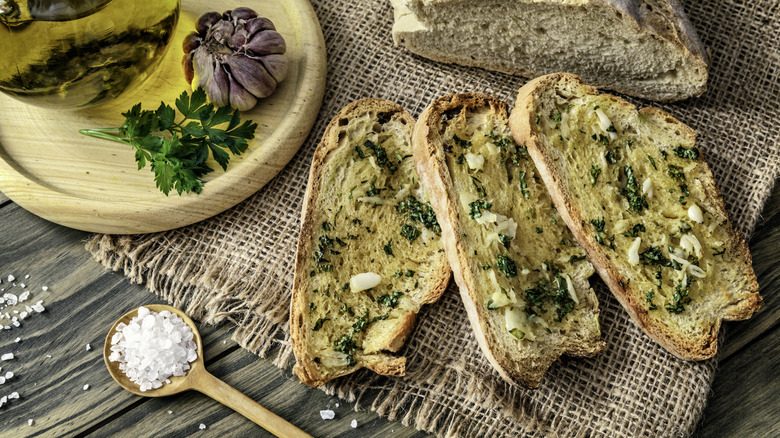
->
[209,20,234,45]
[245,17,276,34]
[227,75,257,111]
[196,12,222,34]
[192,46,216,90]
[182,32,200,54]
[229,7,258,21]
[207,64,231,107]
[182,56,195,85]
[259,54,288,83]
[224,55,276,98]
[228,24,249,49]
[245,30,286,56]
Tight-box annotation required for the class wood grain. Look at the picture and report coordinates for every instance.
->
[719,183,780,359]
[0,0,326,234]
[0,202,427,438]
[695,325,780,438]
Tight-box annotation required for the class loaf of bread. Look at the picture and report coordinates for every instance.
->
[290,99,451,387]
[413,93,605,388]
[509,73,763,360]
[391,0,709,102]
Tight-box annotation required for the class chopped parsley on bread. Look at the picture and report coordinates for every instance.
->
[413,93,605,388]
[290,99,450,387]
[510,73,763,360]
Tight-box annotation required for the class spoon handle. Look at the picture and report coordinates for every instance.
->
[195,371,312,437]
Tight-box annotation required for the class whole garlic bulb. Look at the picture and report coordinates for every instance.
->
[182,7,288,111]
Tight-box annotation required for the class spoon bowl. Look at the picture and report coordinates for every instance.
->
[104,304,202,397]
[104,304,311,437]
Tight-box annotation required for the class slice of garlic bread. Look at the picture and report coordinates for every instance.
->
[413,93,604,388]
[510,73,762,360]
[291,99,450,387]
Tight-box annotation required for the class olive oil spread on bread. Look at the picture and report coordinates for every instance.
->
[510,73,763,360]
[413,94,604,388]
[291,99,450,387]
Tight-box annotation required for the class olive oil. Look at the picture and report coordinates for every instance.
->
[0,0,179,108]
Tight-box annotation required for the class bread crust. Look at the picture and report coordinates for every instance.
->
[413,93,605,388]
[291,99,451,387]
[392,0,709,102]
[509,73,762,360]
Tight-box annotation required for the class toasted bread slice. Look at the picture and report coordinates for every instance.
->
[291,99,451,387]
[509,73,763,360]
[412,93,605,388]
[391,0,708,102]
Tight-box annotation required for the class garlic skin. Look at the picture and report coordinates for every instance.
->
[182,8,288,111]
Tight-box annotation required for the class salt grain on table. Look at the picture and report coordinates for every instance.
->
[28,419,34,426]
[351,419,358,428]
[108,306,198,392]
[320,410,335,420]
[199,423,207,430]
[1,353,14,361]
[86,343,92,351]
[83,384,90,391]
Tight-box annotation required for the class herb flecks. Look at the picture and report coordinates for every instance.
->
[364,140,399,173]
[80,88,257,195]
[622,166,648,213]
[673,146,700,160]
[496,254,518,277]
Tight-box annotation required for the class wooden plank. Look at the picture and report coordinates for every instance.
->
[694,324,780,437]
[718,183,780,359]
[0,203,236,437]
[88,345,430,438]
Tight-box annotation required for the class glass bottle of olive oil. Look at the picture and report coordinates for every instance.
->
[0,0,179,108]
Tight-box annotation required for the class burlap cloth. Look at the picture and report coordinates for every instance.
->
[87,1,780,436]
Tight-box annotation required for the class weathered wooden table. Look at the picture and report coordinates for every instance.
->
[0,184,777,437]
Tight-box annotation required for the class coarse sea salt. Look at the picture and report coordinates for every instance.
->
[1,353,13,361]
[351,419,358,428]
[319,410,335,420]
[108,306,198,392]
[199,423,207,430]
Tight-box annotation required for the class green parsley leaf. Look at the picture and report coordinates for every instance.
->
[80,88,256,196]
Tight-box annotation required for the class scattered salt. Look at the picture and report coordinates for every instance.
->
[199,423,207,430]
[351,419,358,428]
[0,376,5,384]
[5,371,13,379]
[19,283,25,288]
[85,344,92,351]
[83,384,90,391]
[24,275,29,279]
[167,410,173,414]
[108,306,198,392]
[14,337,20,343]
[1,353,14,361]
[7,275,14,282]
[28,419,34,426]
[18,291,29,301]
[8,391,19,399]
[335,403,339,407]
[32,301,45,313]
[320,410,335,420]
[42,286,48,291]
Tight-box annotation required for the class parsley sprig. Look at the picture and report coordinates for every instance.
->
[79,88,257,195]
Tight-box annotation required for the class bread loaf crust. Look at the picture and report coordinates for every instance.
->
[392,0,709,102]
[291,99,451,387]
[509,73,762,360]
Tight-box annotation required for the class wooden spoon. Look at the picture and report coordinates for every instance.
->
[104,304,311,437]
